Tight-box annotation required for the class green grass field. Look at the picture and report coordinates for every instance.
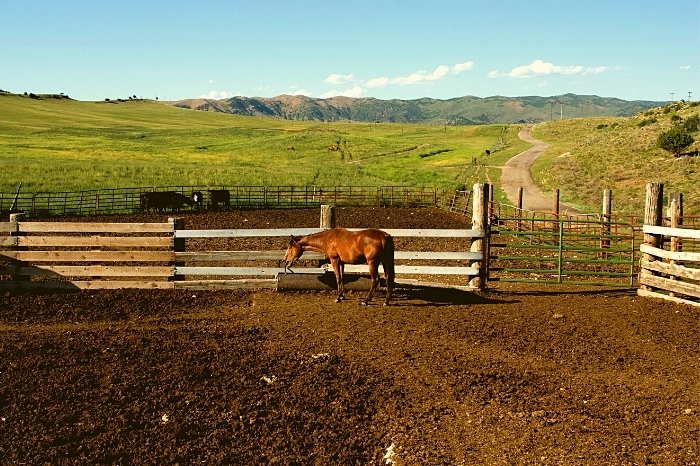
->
[0,94,527,195]
[2,94,697,216]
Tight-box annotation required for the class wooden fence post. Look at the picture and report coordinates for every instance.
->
[668,192,683,297]
[600,189,612,257]
[469,183,489,290]
[9,213,28,282]
[320,205,336,229]
[170,217,185,281]
[640,183,663,291]
[670,193,683,254]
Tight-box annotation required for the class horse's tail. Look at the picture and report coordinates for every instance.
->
[382,233,396,298]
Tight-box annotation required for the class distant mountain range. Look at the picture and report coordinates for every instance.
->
[171,93,664,125]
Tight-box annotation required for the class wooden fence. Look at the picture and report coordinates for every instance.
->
[638,183,700,307]
[1,187,489,291]
[0,214,176,290]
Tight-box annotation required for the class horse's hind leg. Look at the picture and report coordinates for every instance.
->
[331,260,344,303]
[363,261,379,305]
[384,272,392,305]
[382,259,394,306]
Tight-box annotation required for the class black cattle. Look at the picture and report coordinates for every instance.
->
[209,189,230,210]
[191,191,204,210]
[140,191,193,213]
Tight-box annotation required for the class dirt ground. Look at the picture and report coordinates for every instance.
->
[1,208,698,465]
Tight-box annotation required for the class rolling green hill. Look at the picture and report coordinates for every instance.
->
[2,92,696,215]
[0,92,526,194]
[173,93,663,125]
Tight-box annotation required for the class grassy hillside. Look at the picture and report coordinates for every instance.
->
[0,94,527,194]
[532,101,700,216]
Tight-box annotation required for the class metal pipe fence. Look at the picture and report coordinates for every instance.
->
[1,186,462,217]
[489,217,638,287]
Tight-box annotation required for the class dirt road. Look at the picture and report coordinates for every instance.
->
[501,126,579,214]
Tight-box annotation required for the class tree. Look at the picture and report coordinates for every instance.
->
[658,126,695,157]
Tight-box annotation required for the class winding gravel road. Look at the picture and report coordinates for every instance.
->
[501,126,579,214]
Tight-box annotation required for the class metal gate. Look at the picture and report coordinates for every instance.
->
[488,215,638,287]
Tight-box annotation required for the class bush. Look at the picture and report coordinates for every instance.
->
[637,117,657,127]
[682,114,699,133]
[658,126,695,156]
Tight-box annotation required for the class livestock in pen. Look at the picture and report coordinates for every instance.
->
[140,191,193,213]
[284,227,395,305]
[191,191,204,210]
[208,189,231,210]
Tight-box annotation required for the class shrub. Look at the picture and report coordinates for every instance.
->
[658,126,695,156]
[682,114,699,133]
[637,117,657,127]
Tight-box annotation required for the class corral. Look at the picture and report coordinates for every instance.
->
[1,207,698,465]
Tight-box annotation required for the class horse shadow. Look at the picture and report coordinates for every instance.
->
[392,283,512,306]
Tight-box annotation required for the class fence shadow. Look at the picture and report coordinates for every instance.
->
[491,287,637,299]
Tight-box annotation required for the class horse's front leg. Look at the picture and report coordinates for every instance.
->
[331,260,344,303]
[362,260,379,305]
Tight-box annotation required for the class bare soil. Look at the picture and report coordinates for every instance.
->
[1,208,698,465]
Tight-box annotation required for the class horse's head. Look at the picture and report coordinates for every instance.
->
[283,236,303,271]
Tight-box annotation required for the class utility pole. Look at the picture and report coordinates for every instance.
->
[689,91,693,102]
[550,100,554,121]
[670,92,675,102]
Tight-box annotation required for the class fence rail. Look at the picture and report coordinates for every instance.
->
[639,224,700,307]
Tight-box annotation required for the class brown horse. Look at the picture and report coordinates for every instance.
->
[284,227,395,305]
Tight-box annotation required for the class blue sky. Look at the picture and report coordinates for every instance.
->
[2,0,698,102]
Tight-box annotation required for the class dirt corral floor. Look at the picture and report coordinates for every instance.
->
[1,208,699,465]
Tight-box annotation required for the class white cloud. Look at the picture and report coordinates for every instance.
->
[680,65,691,71]
[320,85,366,99]
[427,65,450,81]
[489,59,612,79]
[583,65,608,75]
[391,64,457,85]
[325,73,355,84]
[198,90,234,99]
[453,61,475,73]
[366,77,390,88]
[393,70,428,85]
[320,60,475,95]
